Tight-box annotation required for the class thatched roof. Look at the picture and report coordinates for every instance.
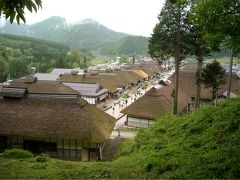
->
[125,70,143,82]
[58,73,84,83]
[0,97,116,143]
[170,70,240,100]
[23,76,37,83]
[183,60,199,71]
[2,87,28,98]
[121,85,189,120]
[58,73,124,93]
[137,63,161,76]
[130,69,148,79]
[9,79,79,95]
[112,70,140,85]
[231,73,240,96]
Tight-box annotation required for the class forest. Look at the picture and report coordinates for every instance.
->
[0,34,94,82]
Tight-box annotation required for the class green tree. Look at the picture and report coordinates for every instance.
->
[148,0,188,114]
[201,60,226,103]
[120,55,130,64]
[0,0,42,24]
[194,0,240,99]
[9,59,28,79]
[186,1,211,109]
[0,57,8,82]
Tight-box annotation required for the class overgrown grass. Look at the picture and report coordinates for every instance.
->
[0,98,240,178]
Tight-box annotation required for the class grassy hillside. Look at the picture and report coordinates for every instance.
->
[0,98,240,178]
[97,36,149,56]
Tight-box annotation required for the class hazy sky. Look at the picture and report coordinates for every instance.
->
[23,0,165,36]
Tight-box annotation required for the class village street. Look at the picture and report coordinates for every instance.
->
[98,70,174,132]
[100,71,174,160]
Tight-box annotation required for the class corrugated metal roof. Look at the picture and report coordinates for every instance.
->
[51,68,84,75]
[34,73,59,81]
[63,83,108,97]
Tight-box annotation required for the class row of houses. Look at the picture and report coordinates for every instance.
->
[0,60,162,161]
[34,61,161,105]
[121,60,240,128]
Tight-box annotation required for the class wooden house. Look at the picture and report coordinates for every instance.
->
[0,77,115,161]
[121,85,189,128]
[63,82,108,105]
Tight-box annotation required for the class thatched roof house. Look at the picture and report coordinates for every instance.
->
[170,70,240,101]
[0,78,116,161]
[9,77,79,96]
[58,73,120,94]
[121,85,189,128]
[0,97,115,143]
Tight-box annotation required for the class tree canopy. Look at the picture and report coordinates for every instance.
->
[0,0,42,24]
[201,60,226,101]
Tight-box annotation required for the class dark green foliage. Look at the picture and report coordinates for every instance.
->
[0,57,8,82]
[0,33,69,79]
[98,36,148,56]
[194,0,240,50]
[148,0,188,62]
[3,148,34,159]
[0,0,42,24]
[201,60,226,100]
[67,48,94,68]
[35,154,47,162]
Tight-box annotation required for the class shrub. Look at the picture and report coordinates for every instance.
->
[122,93,129,99]
[35,154,48,162]
[3,148,34,159]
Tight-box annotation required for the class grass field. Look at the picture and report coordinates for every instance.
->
[89,56,110,65]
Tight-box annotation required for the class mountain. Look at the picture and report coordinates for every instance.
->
[0,16,128,49]
[97,36,149,56]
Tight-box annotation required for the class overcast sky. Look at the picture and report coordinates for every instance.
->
[23,0,164,36]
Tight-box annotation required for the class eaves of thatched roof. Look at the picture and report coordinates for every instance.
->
[9,79,79,95]
[0,97,116,143]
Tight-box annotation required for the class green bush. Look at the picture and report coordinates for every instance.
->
[122,93,130,99]
[3,148,34,159]
[35,154,48,162]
